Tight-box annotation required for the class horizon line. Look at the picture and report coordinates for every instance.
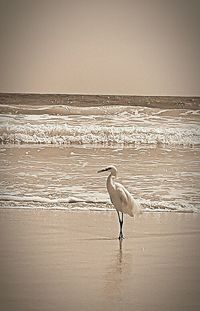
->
[0,92,200,98]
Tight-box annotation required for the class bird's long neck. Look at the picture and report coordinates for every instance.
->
[106,173,115,192]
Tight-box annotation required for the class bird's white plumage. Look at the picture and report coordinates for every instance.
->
[108,178,141,217]
[98,165,141,216]
[97,165,141,239]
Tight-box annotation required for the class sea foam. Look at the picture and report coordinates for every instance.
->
[1,123,199,146]
[0,194,198,213]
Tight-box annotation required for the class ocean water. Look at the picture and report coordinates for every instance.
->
[0,96,200,213]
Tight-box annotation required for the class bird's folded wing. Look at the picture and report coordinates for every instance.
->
[115,185,128,205]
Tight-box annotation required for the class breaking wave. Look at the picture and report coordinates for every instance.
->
[1,123,199,146]
[1,103,200,146]
[0,194,198,213]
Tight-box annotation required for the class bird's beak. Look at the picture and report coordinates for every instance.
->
[97,168,109,173]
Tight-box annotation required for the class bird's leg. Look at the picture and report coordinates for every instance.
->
[117,210,121,239]
[117,211,124,240]
[120,213,124,240]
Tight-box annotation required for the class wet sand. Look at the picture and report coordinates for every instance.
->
[0,209,200,311]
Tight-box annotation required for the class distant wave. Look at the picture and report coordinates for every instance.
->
[0,195,198,213]
[0,104,115,116]
[0,93,200,110]
[1,104,200,116]
[0,123,199,146]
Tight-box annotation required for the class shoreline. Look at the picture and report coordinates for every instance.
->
[0,206,198,213]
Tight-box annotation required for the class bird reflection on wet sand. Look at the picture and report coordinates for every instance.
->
[119,238,123,253]
[103,238,133,304]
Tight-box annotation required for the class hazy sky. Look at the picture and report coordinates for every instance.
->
[0,0,200,95]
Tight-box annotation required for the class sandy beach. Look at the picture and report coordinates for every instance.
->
[0,209,199,311]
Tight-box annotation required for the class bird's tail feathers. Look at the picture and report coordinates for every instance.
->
[130,199,142,216]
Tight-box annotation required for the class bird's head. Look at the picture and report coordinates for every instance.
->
[97,165,117,177]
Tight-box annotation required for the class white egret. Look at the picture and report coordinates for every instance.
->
[97,165,141,239]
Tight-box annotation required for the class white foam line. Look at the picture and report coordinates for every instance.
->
[0,205,197,213]
[0,195,109,205]
[1,123,200,146]
[0,195,199,213]
[0,195,84,203]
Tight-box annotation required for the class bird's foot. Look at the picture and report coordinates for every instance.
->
[118,234,124,240]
